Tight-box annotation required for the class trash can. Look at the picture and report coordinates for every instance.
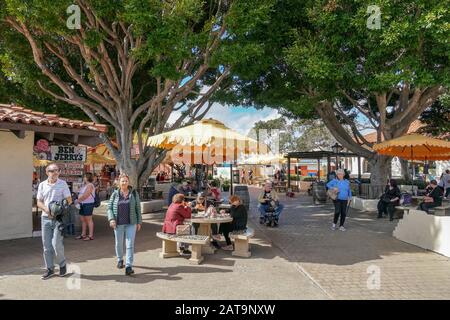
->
[233,185,250,210]
[312,181,327,204]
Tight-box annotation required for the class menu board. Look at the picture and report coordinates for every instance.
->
[56,162,84,192]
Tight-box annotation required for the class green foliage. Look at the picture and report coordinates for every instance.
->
[251,117,336,153]
[219,0,449,122]
[419,94,450,136]
[0,0,275,132]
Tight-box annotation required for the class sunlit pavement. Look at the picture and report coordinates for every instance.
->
[1,186,450,299]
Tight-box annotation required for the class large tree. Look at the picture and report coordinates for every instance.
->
[220,0,449,186]
[0,0,273,187]
[251,117,336,154]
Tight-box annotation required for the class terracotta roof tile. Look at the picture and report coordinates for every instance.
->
[363,120,426,143]
[0,104,108,133]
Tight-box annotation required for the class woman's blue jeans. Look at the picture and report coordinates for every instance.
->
[114,224,136,268]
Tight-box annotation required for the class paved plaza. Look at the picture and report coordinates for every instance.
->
[1,186,450,300]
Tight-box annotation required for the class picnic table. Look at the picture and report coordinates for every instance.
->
[185,214,233,254]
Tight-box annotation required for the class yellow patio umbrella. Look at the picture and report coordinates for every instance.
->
[373,134,450,159]
[395,152,450,161]
[33,155,52,167]
[90,143,115,158]
[373,134,450,186]
[146,119,261,193]
[241,153,287,165]
[146,119,260,164]
[85,152,116,165]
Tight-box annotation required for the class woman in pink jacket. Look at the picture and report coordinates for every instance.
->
[162,193,192,254]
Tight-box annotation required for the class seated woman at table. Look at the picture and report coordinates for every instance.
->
[209,181,221,201]
[217,195,248,251]
[162,193,192,254]
[418,180,443,214]
[377,179,401,221]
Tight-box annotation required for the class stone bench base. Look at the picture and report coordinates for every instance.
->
[230,228,255,258]
[156,232,209,264]
[429,206,450,216]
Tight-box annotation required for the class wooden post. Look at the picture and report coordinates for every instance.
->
[287,156,291,191]
[317,158,320,182]
[230,163,233,195]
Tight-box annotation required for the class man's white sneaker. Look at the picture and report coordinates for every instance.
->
[331,224,336,230]
[339,226,346,231]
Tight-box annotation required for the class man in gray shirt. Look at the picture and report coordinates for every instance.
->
[37,163,72,280]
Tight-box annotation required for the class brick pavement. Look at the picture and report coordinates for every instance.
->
[248,186,450,299]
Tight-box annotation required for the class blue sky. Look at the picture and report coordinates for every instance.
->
[168,103,281,135]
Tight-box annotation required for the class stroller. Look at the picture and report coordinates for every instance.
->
[260,201,279,227]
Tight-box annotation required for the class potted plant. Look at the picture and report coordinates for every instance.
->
[222,179,230,192]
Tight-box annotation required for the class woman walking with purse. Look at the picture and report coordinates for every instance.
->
[107,174,142,276]
[74,173,96,240]
[326,169,352,231]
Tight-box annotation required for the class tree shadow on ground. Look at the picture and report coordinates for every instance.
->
[80,265,232,284]
[0,208,238,275]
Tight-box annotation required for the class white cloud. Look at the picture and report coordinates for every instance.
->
[167,102,281,134]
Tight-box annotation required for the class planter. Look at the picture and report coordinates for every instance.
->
[350,197,378,212]
[222,186,230,192]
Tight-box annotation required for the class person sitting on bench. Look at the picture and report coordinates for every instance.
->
[162,194,192,254]
[217,195,248,251]
[377,179,401,221]
[419,180,443,214]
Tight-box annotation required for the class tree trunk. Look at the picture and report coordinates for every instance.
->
[367,154,391,198]
[400,159,411,183]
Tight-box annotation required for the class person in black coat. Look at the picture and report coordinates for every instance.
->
[419,180,443,214]
[377,179,401,221]
[218,195,248,251]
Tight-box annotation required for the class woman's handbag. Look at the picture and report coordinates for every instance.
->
[176,224,191,235]
[327,188,338,200]
[381,194,391,204]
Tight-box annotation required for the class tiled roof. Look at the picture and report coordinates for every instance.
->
[0,104,108,133]
[363,120,426,143]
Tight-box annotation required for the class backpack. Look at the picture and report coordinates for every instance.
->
[93,191,101,208]
[400,193,412,206]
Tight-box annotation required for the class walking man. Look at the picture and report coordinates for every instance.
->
[36,163,72,279]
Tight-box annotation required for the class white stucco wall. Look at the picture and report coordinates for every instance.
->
[0,130,34,240]
[394,209,450,258]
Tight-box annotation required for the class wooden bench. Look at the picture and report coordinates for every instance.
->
[156,232,210,264]
[428,205,450,216]
[229,227,255,258]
